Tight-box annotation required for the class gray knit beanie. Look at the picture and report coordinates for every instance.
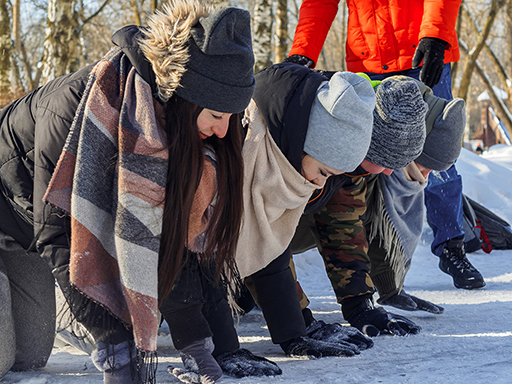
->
[415,98,465,171]
[365,78,428,169]
[175,7,255,113]
[304,72,376,172]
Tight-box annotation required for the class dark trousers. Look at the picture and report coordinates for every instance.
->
[248,246,306,344]
[0,231,55,379]
[159,255,239,357]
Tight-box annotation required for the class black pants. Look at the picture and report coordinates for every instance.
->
[249,246,306,344]
[0,231,55,378]
[159,255,239,357]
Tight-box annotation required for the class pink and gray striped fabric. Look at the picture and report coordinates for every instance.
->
[44,48,168,354]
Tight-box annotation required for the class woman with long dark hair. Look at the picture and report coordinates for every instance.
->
[0,1,279,383]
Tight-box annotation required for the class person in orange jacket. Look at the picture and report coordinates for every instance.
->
[289,0,460,85]
[285,0,485,310]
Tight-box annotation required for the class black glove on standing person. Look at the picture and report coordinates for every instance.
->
[346,299,421,337]
[411,37,448,88]
[283,54,315,68]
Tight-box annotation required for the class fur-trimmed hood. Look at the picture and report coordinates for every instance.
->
[139,0,212,102]
[111,0,212,103]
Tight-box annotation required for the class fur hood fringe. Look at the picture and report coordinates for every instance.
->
[139,0,212,102]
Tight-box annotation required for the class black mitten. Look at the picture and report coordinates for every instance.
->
[379,291,444,314]
[306,320,373,351]
[168,337,222,384]
[411,37,448,88]
[283,54,315,68]
[215,348,282,378]
[347,301,421,337]
[92,340,145,384]
[280,336,357,358]
[407,292,444,314]
[378,291,418,311]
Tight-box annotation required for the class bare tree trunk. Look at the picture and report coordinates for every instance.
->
[462,4,512,101]
[275,0,287,63]
[459,39,512,137]
[0,0,11,98]
[41,0,80,84]
[211,0,229,7]
[506,0,512,109]
[0,1,12,107]
[457,0,504,100]
[253,0,273,72]
[0,0,24,106]
[12,0,30,90]
[132,0,141,25]
[451,4,462,86]
[340,1,347,71]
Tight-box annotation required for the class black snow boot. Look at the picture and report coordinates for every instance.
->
[439,237,486,289]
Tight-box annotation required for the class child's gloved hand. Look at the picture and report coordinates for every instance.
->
[379,290,444,314]
[346,299,422,337]
[306,319,374,351]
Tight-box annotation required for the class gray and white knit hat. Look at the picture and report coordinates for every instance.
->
[365,77,428,169]
[304,72,376,172]
[415,98,466,171]
[175,7,255,113]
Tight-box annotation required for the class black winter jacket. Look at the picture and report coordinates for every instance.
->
[0,25,160,296]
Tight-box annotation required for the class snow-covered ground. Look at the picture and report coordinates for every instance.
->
[4,146,512,384]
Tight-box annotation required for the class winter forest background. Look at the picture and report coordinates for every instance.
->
[3,0,512,145]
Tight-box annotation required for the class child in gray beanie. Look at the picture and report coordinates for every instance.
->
[364,76,428,171]
[231,68,462,354]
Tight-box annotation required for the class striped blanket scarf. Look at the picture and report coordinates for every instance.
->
[368,163,427,290]
[44,47,168,354]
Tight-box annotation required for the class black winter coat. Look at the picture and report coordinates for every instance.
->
[0,25,160,295]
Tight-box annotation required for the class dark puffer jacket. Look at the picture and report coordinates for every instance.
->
[0,27,159,338]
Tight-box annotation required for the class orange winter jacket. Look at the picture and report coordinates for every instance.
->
[289,0,461,73]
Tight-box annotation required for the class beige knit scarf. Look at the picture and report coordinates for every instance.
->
[236,100,322,278]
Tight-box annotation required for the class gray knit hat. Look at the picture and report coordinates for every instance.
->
[175,7,255,113]
[415,98,465,171]
[365,78,428,169]
[304,72,376,172]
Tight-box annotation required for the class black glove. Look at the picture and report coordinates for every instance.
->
[168,367,207,384]
[379,290,444,314]
[215,348,282,378]
[411,37,448,88]
[306,320,373,351]
[347,300,421,337]
[283,54,315,68]
[280,336,357,358]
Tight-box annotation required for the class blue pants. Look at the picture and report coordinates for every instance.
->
[368,64,464,256]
